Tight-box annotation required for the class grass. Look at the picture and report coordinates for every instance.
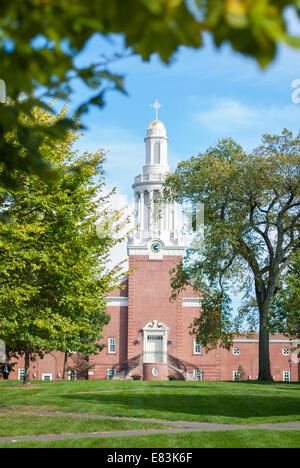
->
[0,412,174,437]
[1,430,300,448]
[0,379,299,448]
[0,380,299,425]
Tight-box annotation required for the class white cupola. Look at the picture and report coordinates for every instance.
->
[128,100,184,252]
[143,118,169,176]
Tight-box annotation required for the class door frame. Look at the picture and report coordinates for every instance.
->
[142,320,168,363]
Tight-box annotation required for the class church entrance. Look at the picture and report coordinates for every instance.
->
[144,335,164,363]
[142,320,168,364]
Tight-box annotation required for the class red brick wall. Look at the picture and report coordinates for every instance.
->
[127,255,183,360]
[5,257,300,382]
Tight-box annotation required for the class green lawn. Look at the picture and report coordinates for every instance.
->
[0,380,299,425]
[0,412,174,437]
[0,379,299,448]
[1,430,300,448]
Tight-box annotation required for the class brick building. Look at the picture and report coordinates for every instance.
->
[5,112,300,382]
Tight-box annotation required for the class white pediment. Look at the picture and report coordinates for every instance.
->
[142,320,168,331]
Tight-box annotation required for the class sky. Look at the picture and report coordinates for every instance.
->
[63,9,300,305]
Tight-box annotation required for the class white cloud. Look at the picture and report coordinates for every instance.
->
[193,98,300,150]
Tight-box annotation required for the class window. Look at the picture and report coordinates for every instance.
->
[233,348,240,356]
[42,374,52,381]
[194,340,201,354]
[108,338,116,354]
[153,142,160,164]
[233,370,240,381]
[18,368,25,381]
[107,368,116,380]
[283,371,291,382]
[68,370,77,381]
[282,348,290,356]
[193,369,202,381]
[147,335,163,341]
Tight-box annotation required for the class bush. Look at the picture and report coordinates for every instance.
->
[168,374,179,381]
[131,374,142,380]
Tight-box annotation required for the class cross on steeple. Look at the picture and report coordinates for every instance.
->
[150,98,163,120]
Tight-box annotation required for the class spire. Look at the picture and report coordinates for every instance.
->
[127,102,183,251]
[150,98,163,121]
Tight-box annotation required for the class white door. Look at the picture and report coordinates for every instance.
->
[144,335,164,363]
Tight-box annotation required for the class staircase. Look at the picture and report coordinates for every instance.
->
[167,354,201,381]
[111,354,142,380]
[110,353,202,381]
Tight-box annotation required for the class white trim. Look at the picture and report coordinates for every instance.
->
[193,340,201,355]
[142,320,168,331]
[108,338,117,354]
[42,373,52,381]
[105,297,128,307]
[233,339,290,343]
[18,368,25,381]
[107,368,116,380]
[142,320,168,364]
[128,246,185,256]
[283,370,291,382]
[182,297,203,307]
[193,369,203,381]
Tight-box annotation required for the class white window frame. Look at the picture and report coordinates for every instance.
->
[233,370,240,381]
[282,348,290,356]
[193,340,201,355]
[108,338,116,354]
[153,142,161,164]
[233,347,240,356]
[107,368,116,380]
[68,370,77,381]
[283,371,291,382]
[18,368,25,381]
[193,369,202,381]
[42,373,52,381]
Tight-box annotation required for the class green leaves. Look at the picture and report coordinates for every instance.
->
[271,249,300,338]
[164,130,300,358]
[1,1,300,183]
[0,106,129,375]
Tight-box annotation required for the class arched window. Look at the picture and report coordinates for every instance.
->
[154,142,160,164]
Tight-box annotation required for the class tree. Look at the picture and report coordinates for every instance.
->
[1,1,300,184]
[67,353,95,381]
[271,249,300,338]
[164,130,300,381]
[237,365,247,381]
[0,105,129,384]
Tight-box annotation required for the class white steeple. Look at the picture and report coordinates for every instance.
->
[128,101,184,255]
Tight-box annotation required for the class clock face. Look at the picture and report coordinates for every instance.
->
[150,240,162,254]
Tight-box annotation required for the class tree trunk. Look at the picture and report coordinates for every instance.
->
[24,350,31,385]
[258,324,273,381]
[62,351,68,380]
[257,295,273,381]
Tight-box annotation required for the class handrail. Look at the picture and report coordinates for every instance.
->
[111,352,201,379]
[112,354,142,377]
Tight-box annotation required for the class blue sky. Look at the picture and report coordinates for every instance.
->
[64,10,300,291]
[72,26,300,202]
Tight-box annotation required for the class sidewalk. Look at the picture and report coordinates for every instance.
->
[0,408,299,444]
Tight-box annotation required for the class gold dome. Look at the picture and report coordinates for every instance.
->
[147,119,166,131]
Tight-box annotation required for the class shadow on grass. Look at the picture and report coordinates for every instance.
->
[58,390,300,423]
